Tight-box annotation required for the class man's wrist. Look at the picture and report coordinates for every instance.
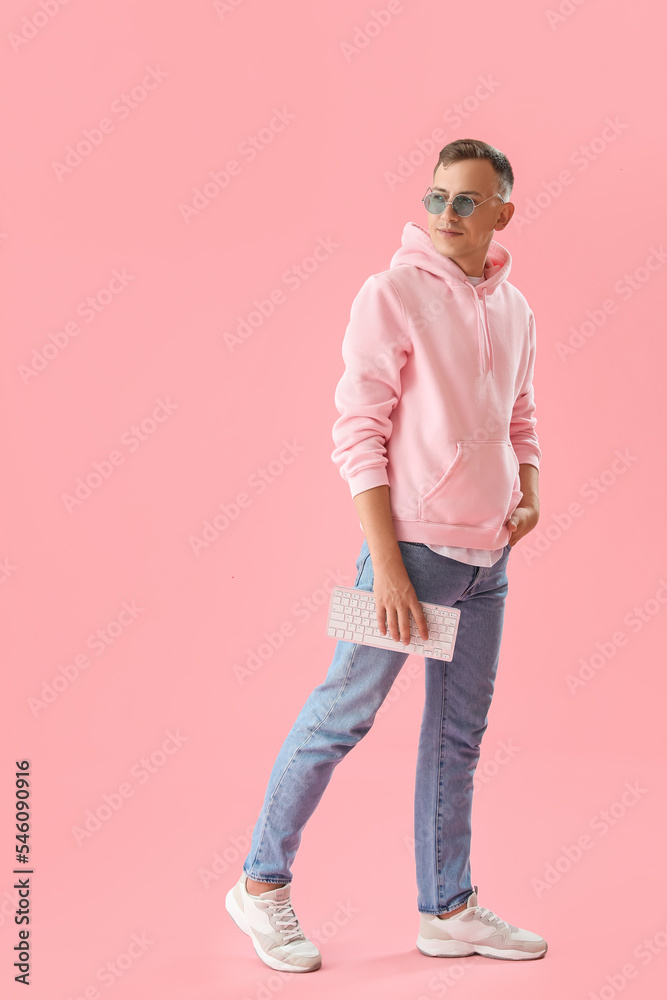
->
[371,541,405,573]
[518,463,539,509]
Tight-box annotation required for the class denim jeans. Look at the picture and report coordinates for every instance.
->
[243,536,512,914]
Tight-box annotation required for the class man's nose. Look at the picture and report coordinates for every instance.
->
[441,203,460,221]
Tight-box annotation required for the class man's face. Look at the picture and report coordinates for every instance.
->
[425,159,514,275]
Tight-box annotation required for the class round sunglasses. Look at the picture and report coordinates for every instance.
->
[422,188,505,217]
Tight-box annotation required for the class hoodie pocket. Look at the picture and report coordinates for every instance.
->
[505,488,524,522]
[419,440,520,530]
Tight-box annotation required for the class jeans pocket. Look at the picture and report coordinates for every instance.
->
[354,543,371,586]
[419,440,520,531]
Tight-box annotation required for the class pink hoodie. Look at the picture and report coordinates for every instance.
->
[331,221,542,550]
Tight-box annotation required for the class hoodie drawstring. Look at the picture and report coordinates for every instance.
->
[482,289,494,378]
[472,286,495,378]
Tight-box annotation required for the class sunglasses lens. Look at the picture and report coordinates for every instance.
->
[424,193,445,214]
[452,196,474,216]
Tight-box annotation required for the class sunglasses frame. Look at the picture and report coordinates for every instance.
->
[422,187,505,216]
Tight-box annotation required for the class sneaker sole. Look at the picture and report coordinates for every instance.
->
[225,884,322,973]
[416,935,547,961]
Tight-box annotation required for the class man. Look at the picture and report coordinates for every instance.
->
[226,139,547,971]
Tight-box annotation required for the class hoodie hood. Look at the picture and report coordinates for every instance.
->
[389,221,513,378]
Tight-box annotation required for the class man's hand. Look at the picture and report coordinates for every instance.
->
[506,504,539,546]
[353,485,430,645]
[507,463,540,547]
[373,560,429,646]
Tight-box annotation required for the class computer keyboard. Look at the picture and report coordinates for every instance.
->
[326,585,461,661]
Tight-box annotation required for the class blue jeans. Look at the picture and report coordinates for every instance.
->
[243,536,512,914]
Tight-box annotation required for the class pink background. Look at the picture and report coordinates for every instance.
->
[2,1,666,997]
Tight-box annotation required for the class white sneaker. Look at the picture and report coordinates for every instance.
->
[416,886,547,961]
[225,872,322,972]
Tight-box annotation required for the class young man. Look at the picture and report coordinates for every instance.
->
[226,139,547,971]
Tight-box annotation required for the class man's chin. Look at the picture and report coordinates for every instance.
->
[432,240,458,259]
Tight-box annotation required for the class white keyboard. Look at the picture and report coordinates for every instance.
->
[326,585,461,662]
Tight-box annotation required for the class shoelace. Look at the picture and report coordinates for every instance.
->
[263,899,304,945]
[474,905,518,934]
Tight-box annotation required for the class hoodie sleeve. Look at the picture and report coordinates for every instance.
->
[510,311,542,469]
[331,274,412,498]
